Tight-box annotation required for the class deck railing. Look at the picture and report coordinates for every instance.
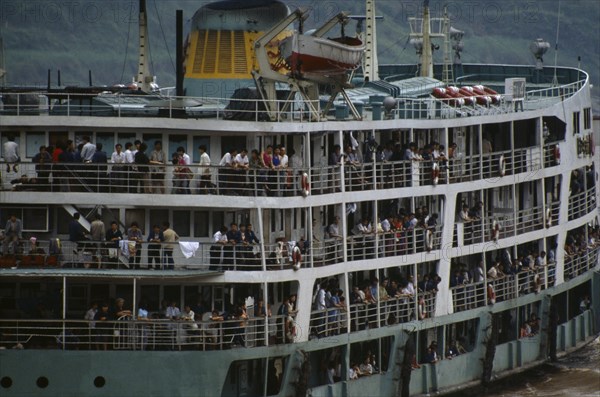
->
[568,186,597,221]
[564,246,600,280]
[0,314,292,351]
[450,280,487,311]
[0,79,585,121]
[0,227,440,271]
[309,291,437,337]
[0,143,568,196]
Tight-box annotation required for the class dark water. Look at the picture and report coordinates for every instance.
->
[449,337,600,397]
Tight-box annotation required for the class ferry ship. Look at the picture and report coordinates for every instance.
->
[0,1,599,396]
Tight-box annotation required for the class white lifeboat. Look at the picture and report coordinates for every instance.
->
[282,34,365,76]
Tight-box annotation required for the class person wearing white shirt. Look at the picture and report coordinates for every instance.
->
[84,303,98,328]
[218,149,237,193]
[3,135,19,173]
[166,301,181,319]
[234,150,249,169]
[124,142,135,164]
[198,144,212,190]
[210,226,228,270]
[110,143,127,190]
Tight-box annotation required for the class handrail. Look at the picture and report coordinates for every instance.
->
[0,314,292,350]
[0,78,586,121]
[0,142,570,196]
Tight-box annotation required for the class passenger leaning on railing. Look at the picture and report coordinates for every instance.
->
[3,135,20,173]
[2,214,22,255]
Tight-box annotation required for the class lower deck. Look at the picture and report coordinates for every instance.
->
[0,269,598,397]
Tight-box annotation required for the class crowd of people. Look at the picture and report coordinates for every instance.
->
[4,136,311,196]
[312,272,441,336]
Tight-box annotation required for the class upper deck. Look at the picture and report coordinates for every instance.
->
[0,64,589,127]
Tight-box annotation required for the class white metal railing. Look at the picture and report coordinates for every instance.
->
[1,79,585,121]
[347,226,442,260]
[310,291,436,337]
[564,246,600,280]
[0,315,291,351]
[568,186,597,221]
[450,280,486,311]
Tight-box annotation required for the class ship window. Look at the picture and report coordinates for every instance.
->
[192,137,211,162]
[572,111,580,134]
[173,210,191,237]
[194,211,209,237]
[0,376,12,388]
[163,285,181,307]
[25,132,45,158]
[0,206,48,232]
[93,376,105,388]
[115,285,133,310]
[583,108,591,130]
[118,133,137,146]
[140,285,160,312]
[212,211,224,235]
[96,133,115,155]
[67,284,88,312]
[169,134,188,158]
[149,209,168,230]
[0,283,16,311]
[125,209,145,233]
[90,284,110,305]
[36,376,49,389]
[49,131,68,148]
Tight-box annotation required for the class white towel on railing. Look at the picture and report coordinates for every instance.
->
[179,242,200,258]
[119,239,130,258]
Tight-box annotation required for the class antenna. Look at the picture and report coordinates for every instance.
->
[551,0,561,86]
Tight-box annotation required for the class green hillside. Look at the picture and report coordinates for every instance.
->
[1,0,598,107]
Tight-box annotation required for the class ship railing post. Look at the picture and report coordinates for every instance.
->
[62,276,66,351]
[169,98,172,119]
[118,95,121,118]
[263,281,269,346]
[257,207,267,271]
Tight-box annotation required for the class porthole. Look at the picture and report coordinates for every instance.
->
[0,377,12,388]
[36,376,49,388]
[94,376,106,388]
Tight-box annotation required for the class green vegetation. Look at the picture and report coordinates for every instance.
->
[1,0,597,107]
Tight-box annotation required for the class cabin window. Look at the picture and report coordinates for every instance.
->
[572,111,580,134]
[149,209,169,230]
[96,133,115,155]
[48,131,68,148]
[125,209,145,232]
[0,206,48,232]
[194,211,210,237]
[25,132,45,158]
[193,137,211,162]
[118,133,137,146]
[583,108,591,130]
[169,134,188,157]
[173,210,191,237]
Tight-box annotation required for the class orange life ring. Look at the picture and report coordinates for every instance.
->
[301,173,310,197]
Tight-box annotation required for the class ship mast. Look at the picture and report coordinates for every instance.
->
[136,0,154,92]
[420,0,433,78]
[363,0,379,82]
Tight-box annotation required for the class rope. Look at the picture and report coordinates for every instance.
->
[153,0,176,75]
